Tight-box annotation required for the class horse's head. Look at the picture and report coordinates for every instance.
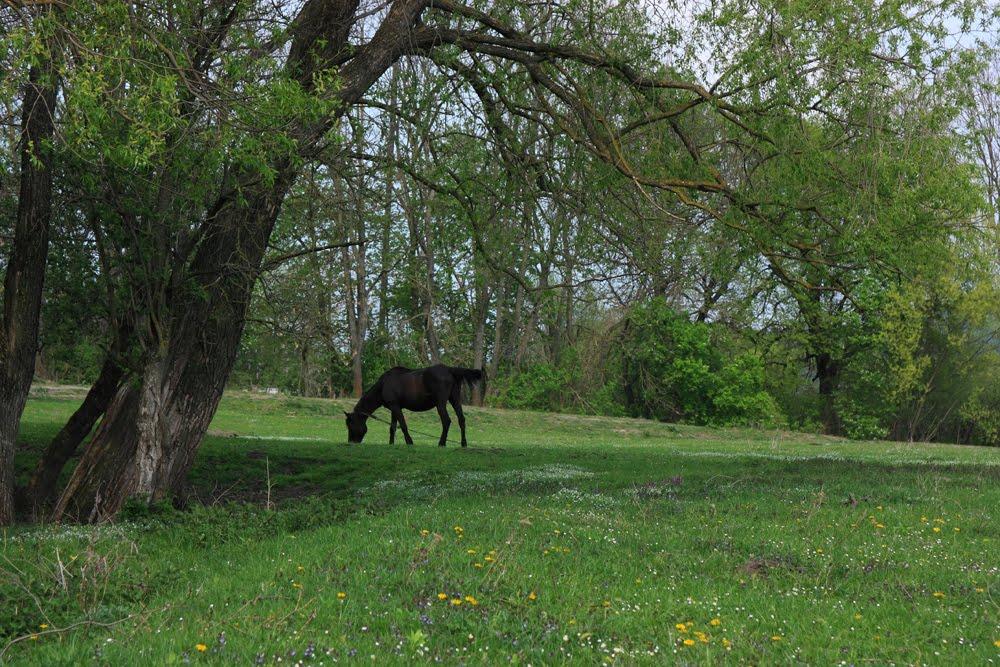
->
[344,411,368,443]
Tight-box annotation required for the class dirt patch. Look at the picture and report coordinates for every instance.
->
[741,556,804,578]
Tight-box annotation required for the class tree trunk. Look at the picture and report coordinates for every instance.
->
[350,117,370,395]
[0,56,58,525]
[816,352,842,435]
[378,65,398,334]
[343,242,363,397]
[471,280,490,406]
[420,202,441,363]
[24,352,125,516]
[52,171,296,522]
[488,280,507,389]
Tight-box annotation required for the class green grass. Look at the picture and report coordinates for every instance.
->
[3,391,999,665]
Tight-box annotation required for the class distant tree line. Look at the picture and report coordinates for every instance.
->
[1,0,998,524]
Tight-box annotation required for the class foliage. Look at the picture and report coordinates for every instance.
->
[621,299,783,427]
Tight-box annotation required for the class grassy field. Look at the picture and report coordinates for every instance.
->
[2,390,999,665]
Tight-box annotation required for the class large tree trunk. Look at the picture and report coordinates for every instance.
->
[24,351,125,517]
[0,56,58,525]
[52,174,295,522]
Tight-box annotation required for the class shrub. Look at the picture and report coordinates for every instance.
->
[622,298,785,427]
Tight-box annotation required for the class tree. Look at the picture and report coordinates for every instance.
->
[0,5,59,525]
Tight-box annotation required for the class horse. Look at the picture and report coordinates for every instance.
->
[344,364,485,446]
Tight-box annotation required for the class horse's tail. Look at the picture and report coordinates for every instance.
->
[449,366,486,395]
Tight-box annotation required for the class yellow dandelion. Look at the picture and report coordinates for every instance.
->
[710,618,721,627]
[994,640,1000,648]
[337,591,346,599]
[854,613,862,620]
[527,591,537,601]
[296,565,304,572]
[771,635,782,642]
[682,639,695,646]
[437,593,448,600]
[420,529,430,536]
[933,527,941,533]
[451,598,463,606]
[292,582,303,589]
[875,523,885,529]
[29,635,38,641]
[484,556,495,562]
[39,624,49,629]
[675,623,688,632]
[467,549,477,555]
[474,562,484,568]
[933,591,945,598]
[602,600,611,608]
[722,638,732,649]
[464,595,478,606]
[196,644,208,652]
[694,631,709,643]
[975,587,985,593]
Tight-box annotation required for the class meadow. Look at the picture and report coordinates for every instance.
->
[2,390,999,665]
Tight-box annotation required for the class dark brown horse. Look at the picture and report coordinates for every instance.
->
[344,364,485,446]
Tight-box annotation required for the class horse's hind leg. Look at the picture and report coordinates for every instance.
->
[389,412,397,444]
[435,399,451,447]
[449,389,468,447]
[391,405,414,445]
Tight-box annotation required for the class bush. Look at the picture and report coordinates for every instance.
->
[621,298,785,427]
[495,363,569,411]
[712,354,785,427]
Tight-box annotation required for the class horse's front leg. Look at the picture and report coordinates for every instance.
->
[390,405,414,445]
[435,401,451,447]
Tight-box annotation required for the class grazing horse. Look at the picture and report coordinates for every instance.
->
[344,364,485,446]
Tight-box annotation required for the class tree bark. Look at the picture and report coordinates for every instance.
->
[488,280,507,389]
[470,279,490,406]
[343,240,363,396]
[378,65,399,334]
[0,54,58,525]
[816,352,842,436]
[24,351,126,516]
[52,173,295,521]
